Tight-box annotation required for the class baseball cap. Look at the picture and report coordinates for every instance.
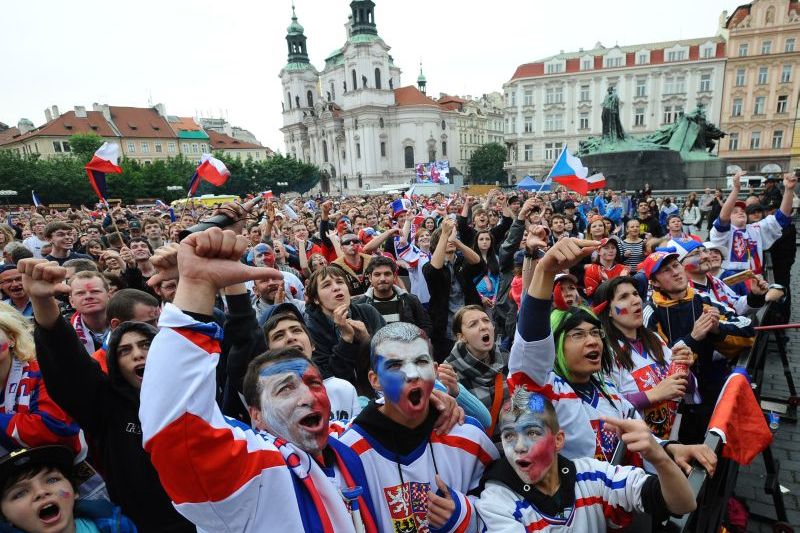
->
[703,241,728,258]
[733,200,747,210]
[0,264,17,275]
[129,220,141,229]
[764,175,780,183]
[638,251,680,280]
[745,204,765,215]
[554,273,578,284]
[667,239,705,262]
[0,446,74,490]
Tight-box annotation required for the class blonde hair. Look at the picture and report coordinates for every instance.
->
[0,303,35,362]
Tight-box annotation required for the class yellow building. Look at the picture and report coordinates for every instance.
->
[719,0,800,173]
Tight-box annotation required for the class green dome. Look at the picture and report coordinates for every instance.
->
[287,5,304,35]
[417,68,426,83]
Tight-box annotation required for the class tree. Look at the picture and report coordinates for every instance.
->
[468,143,507,184]
[68,133,105,161]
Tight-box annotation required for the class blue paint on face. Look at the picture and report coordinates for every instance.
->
[375,355,405,403]
[527,393,546,413]
[259,358,310,379]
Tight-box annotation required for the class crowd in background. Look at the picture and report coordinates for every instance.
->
[0,170,796,532]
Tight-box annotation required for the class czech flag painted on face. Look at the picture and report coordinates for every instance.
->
[84,142,122,201]
[188,154,230,197]
[547,147,606,196]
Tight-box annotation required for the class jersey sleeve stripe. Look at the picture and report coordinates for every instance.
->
[430,433,494,466]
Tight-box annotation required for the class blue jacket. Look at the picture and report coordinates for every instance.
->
[592,195,606,214]
[0,499,137,533]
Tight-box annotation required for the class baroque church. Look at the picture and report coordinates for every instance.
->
[279,0,461,194]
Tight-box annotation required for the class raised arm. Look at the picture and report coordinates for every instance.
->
[779,172,797,218]
[430,217,455,269]
[718,171,745,226]
[363,227,400,254]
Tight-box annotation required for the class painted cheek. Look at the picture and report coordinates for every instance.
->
[378,366,406,403]
[521,433,556,482]
[614,306,629,316]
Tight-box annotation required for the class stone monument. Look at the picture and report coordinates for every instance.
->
[578,95,728,190]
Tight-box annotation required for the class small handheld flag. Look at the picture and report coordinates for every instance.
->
[85,142,122,202]
[32,191,42,208]
[390,198,413,218]
[547,147,606,196]
[188,154,230,197]
[262,190,274,199]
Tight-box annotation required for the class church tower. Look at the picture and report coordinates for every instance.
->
[349,0,378,37]
[417,63,427,94]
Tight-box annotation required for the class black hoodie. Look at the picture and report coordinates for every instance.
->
[351,401,437,456]
[34,318,195,533]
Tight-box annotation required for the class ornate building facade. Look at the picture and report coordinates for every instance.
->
[279,1,461,193]
[718,0,800,173]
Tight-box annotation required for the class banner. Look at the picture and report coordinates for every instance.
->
[415,160,450,184]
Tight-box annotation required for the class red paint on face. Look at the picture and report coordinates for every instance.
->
[518,432,555,483]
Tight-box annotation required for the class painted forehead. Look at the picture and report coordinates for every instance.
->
[375,338,431,361]
[259,358,312,380]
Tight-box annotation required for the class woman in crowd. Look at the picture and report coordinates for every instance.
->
[583,236,629,300]
[587,215,609,241]
[396,227,432,308]
[85,239,105,262]
[472,230,501,314]
[594,277,694,440]
[681,195,701,235]
[423,217,438,232]
[707,189,724,231]
[620,219,646,271]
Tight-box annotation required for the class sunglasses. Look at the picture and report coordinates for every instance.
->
[342,239,362,246]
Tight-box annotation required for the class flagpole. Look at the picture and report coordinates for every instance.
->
[539,145,564,194]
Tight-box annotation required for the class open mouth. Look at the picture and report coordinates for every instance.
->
[298,412,323,431]
[515,458,532,469]
[134,365,146,378]
[334,293,345,301]
[481,333,492,344]
[38,503,60,523]
[408,388,423,407]
[584,351,601,363]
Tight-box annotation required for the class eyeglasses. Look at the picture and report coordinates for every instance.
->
[342,239,362,246]
[565,328,605,342]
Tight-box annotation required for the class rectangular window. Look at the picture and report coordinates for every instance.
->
[634,107,645,126]
[141,141,149,153]
[702,47,714,58]
[545,87,563,104]
[758,67,768,85]
[52,141,62,153]
[738,43,749,57]
[155,143,163,153]
[786,38,796,53]
[699,73,711,92]
[781,65,792,83]
[728,132,739,151]
[380,141,386,157]
[750,131,761,150]
[579,112,589,130]
[544,142,563,162]
[510,92,516,106]
[663,105,674,124]
[664,77,675,94]
[637,53,648,64]
[546,64,563,74]
[666,50,686,62]
[580,85,590,102]
[182,144,189,154]
[544,113,563,131]
[524,116,533,133]
[735,68,746,86]
[524,144,533,161]
[167,142,175,153]
[605,57,622,68]
[356,143,361,158]
[761,40,772,54]
[192,143,199,154]
[523,89,533,106]
[128,142,135,153]
[754,96,765,115]
[62,141,70,152]
[636,78,647,97]
[582,59,592,70]
[777,95,788,113]
[772,130,783,149]
[732,99,743,117]
[675,77,686,93]
[201,144,207,152]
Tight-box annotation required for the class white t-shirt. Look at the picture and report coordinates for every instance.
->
[23,235,47,258]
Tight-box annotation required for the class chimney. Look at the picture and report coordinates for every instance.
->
[154,103,167,117]
[51,105,60,118]
[74,106,87,118]
[44,108,52,122]
[93,103,111,122]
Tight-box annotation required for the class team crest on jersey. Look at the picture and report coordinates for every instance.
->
[590,419,619,461]
[383,481,430,532]
[731,231,748,262]
[631,364,676,439]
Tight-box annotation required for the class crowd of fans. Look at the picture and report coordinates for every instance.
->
[0,169,795,532]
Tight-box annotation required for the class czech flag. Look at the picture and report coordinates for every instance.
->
[85,142,122,202]
[188,154,230,197]
[32,191,42,208]
[547,147,605,196]
[390,198,413,218]
[708,368,772,465]
[262,190,274,199]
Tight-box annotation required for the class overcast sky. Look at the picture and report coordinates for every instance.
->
[4,0,741,152]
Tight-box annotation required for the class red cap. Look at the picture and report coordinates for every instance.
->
[639,251,680,280]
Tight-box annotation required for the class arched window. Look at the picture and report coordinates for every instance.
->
[358,174,363,188]
[322,140,328,163]
[287,92,292,109]
[306,90,314,108]
[441,120,446,130]
[442,141,447,157]
[404,146,414,168]
[375,68,382,89]
[352,70,358,92]
[379,117,384,128]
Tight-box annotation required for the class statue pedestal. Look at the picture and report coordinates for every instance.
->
[581,150,727,191]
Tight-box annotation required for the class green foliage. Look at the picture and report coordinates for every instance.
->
[468,143,507,184]
[68,133,105,161]
[0,150,320,206]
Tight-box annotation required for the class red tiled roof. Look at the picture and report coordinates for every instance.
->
[207,129,268,151]
[0,111,117,146]
[393,86,441,107]
[510,63,544,80]
[108,106,173,138]
[169,116,202,134]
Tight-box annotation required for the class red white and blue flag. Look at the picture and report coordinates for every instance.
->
[85,142,122,202]
[547,147,605,196]
[188,154,230,197]
[31,191,42,208]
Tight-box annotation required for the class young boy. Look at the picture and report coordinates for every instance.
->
[476,389,696,531]
[0,446,135,533]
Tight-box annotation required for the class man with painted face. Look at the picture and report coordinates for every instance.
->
[338,321,499,532]
[709,171,796,275]
[475,389,696,530]
[139,227,463,533]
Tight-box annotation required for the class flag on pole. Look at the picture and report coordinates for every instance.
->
[404,184,416,199]
[547,147,606,196]
[707,368,772,465]
[261,190,274,199]
[390,198,413,218]
[155,199,176,222]
[188,154,230,197]
[32,191,42,208]
[85,142,122,202]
